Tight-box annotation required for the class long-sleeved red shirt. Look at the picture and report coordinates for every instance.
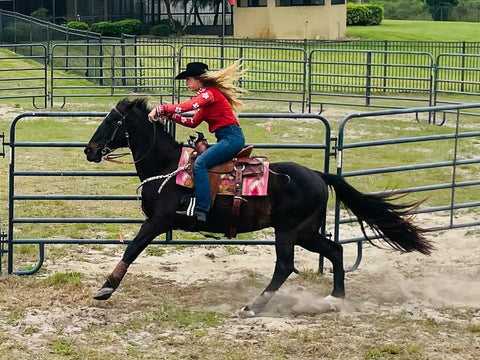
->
[155,87,239,133]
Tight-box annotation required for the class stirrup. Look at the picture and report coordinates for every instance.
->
[176,197,207,222]
[175,209,207,222]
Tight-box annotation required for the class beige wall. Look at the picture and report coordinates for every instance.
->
[233,0,346,40]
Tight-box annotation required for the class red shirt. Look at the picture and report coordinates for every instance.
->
[156,87,239,133]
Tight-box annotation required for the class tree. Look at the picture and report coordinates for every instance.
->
[423,0,459,20]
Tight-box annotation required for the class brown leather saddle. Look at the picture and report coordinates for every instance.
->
[186,132,266,238]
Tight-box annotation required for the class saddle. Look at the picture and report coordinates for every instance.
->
[184,132,267,238]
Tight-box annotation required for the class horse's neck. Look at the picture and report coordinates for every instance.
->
[131,129,182,181]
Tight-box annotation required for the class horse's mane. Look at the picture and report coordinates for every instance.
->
[120,97,169,132]
[121,97,150,114]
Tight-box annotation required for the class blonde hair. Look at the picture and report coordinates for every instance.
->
[198,60,246,114]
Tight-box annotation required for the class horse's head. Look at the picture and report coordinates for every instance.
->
[84,98,149,163]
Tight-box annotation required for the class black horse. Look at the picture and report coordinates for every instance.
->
[84,98,433,317]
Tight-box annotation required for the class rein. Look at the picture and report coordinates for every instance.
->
[136,163,190,195]
[102,105,156,165]
[104,104,189,195]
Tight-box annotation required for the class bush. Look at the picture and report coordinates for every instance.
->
[90,21,121,36]
[64,21,89,31]
[31,7,51,22]
[150,19,183,36]
[116,19,143,35]
[2,23,32,42]
[347,3,370,25]
[151,24,172,36]
[347,3,384,25]
[367,4,384,25]
[90,19,143,37]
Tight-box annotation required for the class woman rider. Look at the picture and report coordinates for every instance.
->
[148,60,246,222]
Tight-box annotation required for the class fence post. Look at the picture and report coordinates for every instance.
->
[99,38,104,87]
[121,36,126,87]
[365,51,372,106]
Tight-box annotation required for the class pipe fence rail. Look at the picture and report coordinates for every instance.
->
[4,111,331,275]
[2,104,479,275]
[50,43,177,107]
[178,44,308,112]
[308,49,434,112]
[334,103,480,271]
[1,39,480,114]
[0,43,48,108]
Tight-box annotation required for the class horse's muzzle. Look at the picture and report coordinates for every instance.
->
[84,143,103,163]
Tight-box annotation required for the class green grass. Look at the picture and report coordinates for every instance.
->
[0,25,479,255]
[346,19,480,41]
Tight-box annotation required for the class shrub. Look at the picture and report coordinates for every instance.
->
[151,24,172,36]
[90,19,144,36]
[347,3,370,25]
[64,21,89,31]
[347,3,384,25]
[150,19,183,36]
[31,7,51,22]
[2,23,32,42]
[368,4,384,25]
[90,21,121,36]
[116,19,143,35]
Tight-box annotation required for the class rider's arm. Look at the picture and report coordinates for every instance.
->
[154,89,215,118]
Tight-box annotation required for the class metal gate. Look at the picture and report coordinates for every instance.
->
[334,103,480,270]
[308,49,434,112]
[50,43,177,107]
[177,44,308,112]
[3,104,480,275]
[0,43,48,108]
[3,111,331,274]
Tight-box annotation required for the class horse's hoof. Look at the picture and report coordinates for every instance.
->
[93,286,115,300]
[323,295,344,311]
[239,307,256,318]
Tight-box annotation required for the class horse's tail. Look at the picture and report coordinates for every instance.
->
[318,172,433,255]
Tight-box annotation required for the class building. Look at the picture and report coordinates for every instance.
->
[234,0,346,39]
[0,0,346,39]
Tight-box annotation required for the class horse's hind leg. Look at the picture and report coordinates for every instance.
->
[297,231,345,298]
[240,230,296,318]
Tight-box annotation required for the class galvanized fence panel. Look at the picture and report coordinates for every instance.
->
[5,111,331,275]
[50,43,177,107]
[178,44,307,112]
[308,49,434,113]
[309,40,480,58]
[0,43,47,108]
[434,53,480,106]
[334,103,480,271]
[0,9,134,45]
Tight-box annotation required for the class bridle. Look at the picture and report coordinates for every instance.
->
[101,105,156,165]
[100,103,189,198]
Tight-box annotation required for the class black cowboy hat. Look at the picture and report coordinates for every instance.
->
[175,62,209,79]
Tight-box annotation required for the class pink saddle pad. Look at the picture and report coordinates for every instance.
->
[175,147,269,196]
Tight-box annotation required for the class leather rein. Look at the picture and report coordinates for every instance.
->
[102,105,156,165]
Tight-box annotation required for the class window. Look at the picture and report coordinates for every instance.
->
[331,0,345,4]
[237,0,268,7]
[277,0,325,6]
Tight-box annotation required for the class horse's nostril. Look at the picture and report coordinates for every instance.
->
[84,147,90,155]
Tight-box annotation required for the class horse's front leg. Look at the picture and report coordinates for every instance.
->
[94,218,170,300]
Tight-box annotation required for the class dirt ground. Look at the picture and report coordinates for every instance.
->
[0,102,479,359]
[0,219,479,360]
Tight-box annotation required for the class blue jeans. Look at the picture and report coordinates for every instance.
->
[193,125,245,212]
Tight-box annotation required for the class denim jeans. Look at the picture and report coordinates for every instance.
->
[193,125,245,212]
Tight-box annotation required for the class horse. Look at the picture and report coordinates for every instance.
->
[84,98,433,318]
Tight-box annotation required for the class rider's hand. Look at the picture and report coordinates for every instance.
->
[147,108,158,123]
